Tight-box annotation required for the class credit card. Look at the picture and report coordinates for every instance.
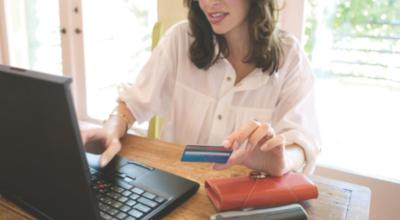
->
[181,144,233,163]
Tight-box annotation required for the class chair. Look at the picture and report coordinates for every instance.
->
[147,22,165,139]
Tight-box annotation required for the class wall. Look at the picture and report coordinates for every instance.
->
[157,0,187,30]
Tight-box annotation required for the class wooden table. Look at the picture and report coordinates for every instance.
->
[0,135,371,220]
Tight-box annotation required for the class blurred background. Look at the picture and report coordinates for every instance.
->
[0,1,399,219]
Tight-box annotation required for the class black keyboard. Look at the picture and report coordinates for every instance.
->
[90,168,167,220]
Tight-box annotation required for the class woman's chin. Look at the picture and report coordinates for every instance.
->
[211,26,228,35]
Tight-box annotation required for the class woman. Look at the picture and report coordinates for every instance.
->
[82,0,321,176]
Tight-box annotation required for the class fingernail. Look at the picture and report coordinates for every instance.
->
[223,140,230,147]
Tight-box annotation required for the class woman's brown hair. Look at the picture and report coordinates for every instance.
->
[184,0,282,74]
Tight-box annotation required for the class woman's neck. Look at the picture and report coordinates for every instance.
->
[225,22,250,60]
[224,23,255,85]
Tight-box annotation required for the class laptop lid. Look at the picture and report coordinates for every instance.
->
[0,65,100,219]
[0,65,200,220]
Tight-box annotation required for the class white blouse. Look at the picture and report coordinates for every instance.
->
[119,21,321,174]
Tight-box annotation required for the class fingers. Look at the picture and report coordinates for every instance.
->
[247,123,274,150]
[212,151,244,170]
[217,121,276,171]
[260,134,285,152]
[100,138,122,167]
[81,128,122,167]
[81,128,108,144]
[225,120,275,150]
[212,163,231,170]
[212,143,248,170]
[223,120,261,148]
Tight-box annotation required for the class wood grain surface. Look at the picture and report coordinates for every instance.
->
[0,135,371,220]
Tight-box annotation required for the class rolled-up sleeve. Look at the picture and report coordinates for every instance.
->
[118,24,180,124]
[272,39,321,174]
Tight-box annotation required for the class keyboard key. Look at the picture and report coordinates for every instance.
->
[98,203,108,212]
[124,177,135,184]
[98,188,108,194]
[155,196,166,204]
[129,193,140,200]
[99,203,118,216]
[100,211,113,220]
[98,195,106,203]
[106,207,119,216]
[115,179,133,190]
[91,170,163,220]
[126,200,137,207]
[116,212,128,220]
[107,192,121,200]
[118,196,128,203]
[142,192,156,200]
[104,198,114,206]
[134,203,151,213]
[138,197,158,208]
[100,204,118,216]
[128,209,144,218]
[111,186,125,194]
[122,190,132,197]
[132,187,144,195]
[124,217,137,220]
[110,201,124,209]
[120,205,131,212]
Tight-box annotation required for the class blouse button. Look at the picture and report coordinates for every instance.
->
[226,76,232,81]
[217,114,223,120]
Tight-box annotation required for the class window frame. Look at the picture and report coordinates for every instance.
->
[0,0,9,65]
[279,0,306,42]
[0,0,88,118]
[59,0,88,120]
[0,0,157,125]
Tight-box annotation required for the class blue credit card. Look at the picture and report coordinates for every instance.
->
[181,145,233,163]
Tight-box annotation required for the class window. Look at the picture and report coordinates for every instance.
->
[81,0,157,121]
[3,0,63,74]
[304,0,400,181]
[1,0,157,130]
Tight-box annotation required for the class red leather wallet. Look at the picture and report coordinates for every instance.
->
[205,171,318,211]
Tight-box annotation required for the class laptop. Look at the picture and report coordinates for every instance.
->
[0,64,199,220]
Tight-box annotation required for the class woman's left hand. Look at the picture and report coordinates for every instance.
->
[213,120,290,176]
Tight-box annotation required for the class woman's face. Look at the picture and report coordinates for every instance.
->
[198,0,250,35]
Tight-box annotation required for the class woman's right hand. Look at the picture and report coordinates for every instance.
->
[81,128,122,168]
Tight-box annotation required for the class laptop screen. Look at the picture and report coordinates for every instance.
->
[0,65,101,219]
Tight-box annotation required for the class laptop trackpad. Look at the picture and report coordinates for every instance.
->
[119,163,149,179]
[86,153,152,180]
[103,155,154,180]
